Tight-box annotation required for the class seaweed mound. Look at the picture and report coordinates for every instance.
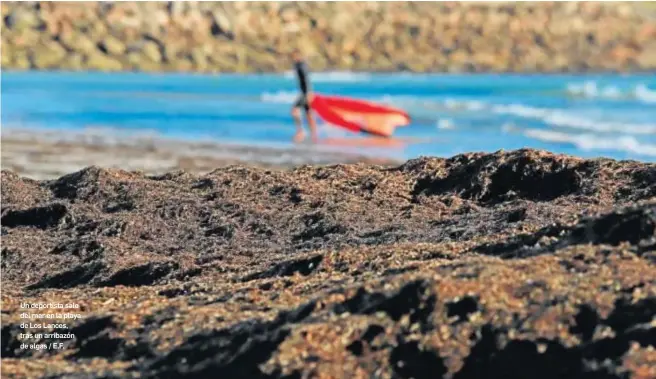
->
[2,149,654,378]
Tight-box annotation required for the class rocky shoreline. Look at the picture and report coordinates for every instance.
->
[2,2,656,73]
[1,149,655,378]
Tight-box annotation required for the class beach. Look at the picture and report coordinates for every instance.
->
[1,127,400,180]
[2,1,656,377]
[2,149,655,378]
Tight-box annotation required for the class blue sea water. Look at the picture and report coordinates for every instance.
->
[2,71,656,162]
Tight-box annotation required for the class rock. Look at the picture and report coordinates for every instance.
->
[162,43,184,63]
[168,1,186,18]
[617,4,634,18]
[88,20,109,41]
[354,47,372,64]
[0,2,11,18]
[113,26,140,45]
[1,47,13,67]
[42,17,62,35]
[635,44,656,69]
[552,54,570,71]
[210,9,233,37]
[636,24,656,44]
[60,53,85,71]
[210,54,238,72]
[1,2,656,73]
[449,49,470,66]
[472,52,498,69]
[30,41,68,69]
[306,55,328,71]
[99,35,126,56]
[141,40,162,63]
[190,48,209,71]
[11,51,30,70]
[71,16,94,30]
[147,8,170,29]
[166,58,194,72]
[129,53,161,72]
[86,52,124,71]
[60,32,97,55]
[124,51,142,70]
[188,21,212,45]
[369,56,393,71]
[4,9,40,31]
[610,45,638,63]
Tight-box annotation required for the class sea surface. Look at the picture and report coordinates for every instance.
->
[2,71,656,162]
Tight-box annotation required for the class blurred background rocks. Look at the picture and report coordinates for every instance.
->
[1,1,655,73]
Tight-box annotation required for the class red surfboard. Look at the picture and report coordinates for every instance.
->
[310,94,411,137]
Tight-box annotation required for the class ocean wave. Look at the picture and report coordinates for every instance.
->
[375,96,488,113]
[493,104,547,118]
[262,92,450,110]
[566,81,622,99]
[379,95,425,104]
[443,99,486,111]
[436,119,455,129]
[283,71,372,83]
[492,104,656,135]
[260,91,656,136]
[635,84,656,103]
[566,81,656,104]
[261,91,298,104]
[522,128,656,157]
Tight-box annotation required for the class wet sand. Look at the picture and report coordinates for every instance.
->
[1,128,401,180]
[1,149,655,378]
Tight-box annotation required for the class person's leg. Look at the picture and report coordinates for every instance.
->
[304,106,318,143]
[291,100,306,142]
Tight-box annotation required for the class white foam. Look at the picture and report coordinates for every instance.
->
[501,123,517,133]
[331,96,488,114]
[378,95,423,105]
[260,90,656,136]
[567,81,622,99]
[567,81,656,104]
[602,86,623,99]
[260,91,297,104]
[284,71,371,83]
[443,99,486,111]
[523,128,656,157]
[313,71,372,82]
[492,104,656,135]
[566,81,593,97]
[436,119,455,129]
[635,84,656,103]
[493,104,548,118]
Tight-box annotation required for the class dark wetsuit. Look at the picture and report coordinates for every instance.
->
[293,60,311,111]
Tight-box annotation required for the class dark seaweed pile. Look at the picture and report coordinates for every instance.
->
[1,149,655,379]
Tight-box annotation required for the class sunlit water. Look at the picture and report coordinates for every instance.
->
[2,71,655,162]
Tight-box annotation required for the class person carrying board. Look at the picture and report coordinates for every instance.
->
[290,49,319,143]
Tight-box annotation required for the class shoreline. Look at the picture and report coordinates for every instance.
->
[5,69,656,75]
[1,127,402,180]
